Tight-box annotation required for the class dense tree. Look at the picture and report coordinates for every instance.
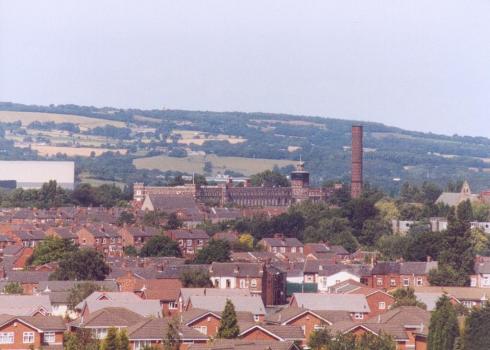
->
[117,211,136,226]
[217,299,240,339]
[250,170,290,187]
[64,329,99,350]
[194,239,231,264]
[428,295,459,350]
[308,328,332,350]
[67,282,105,310]
[118,330,130,350]
[140,235,182,258]
[3,282,23,294]
[27,236,77,266]
[309,331,395,350]
[429,201,475,286]
[50,248,110,281]
[270,212,305,238]
[180,269,212,287]
[123,245,138,256]
[462,302,490,350]
[166,212,183,229]
[390,288,426,309]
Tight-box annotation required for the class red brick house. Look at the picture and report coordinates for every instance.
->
[76,224,123,257]
[367,261,437,290]
[118,226,159,248]
[165,229,209,258]
[258,236,303,254]
[265,307,351,340]
[0,315,65,349]
[328,279,395,319]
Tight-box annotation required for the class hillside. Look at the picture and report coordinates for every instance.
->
[2,101,490,193]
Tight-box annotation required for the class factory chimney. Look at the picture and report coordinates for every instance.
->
[351,125,363,199]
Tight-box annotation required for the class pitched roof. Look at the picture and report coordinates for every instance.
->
[239,323,305,341]
[414,286,490,301]
[188,339,300,350]
[180,288,251,306]
[134,279,182,301]
[0,295,52,316]
[210,262,263,278]
[189,295,266,315]
[77,292,162,317]
[260,238,303,248]
[71,307,144,328]
[38,280,118,293]
[264,307,350,325]
[399,261,438,275]
[0,314,65,332]
[291,293,370,313]
[128,318,207,341]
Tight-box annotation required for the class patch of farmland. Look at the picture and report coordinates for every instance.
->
[28,145,128,157]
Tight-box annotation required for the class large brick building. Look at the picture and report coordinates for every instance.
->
[134,161,337,208]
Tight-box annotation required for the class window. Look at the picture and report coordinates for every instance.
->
[0,332,14,344]
[23,332,35,344]
[226,279,231,288]
[390,278,397,287]
[198,239,203,246]
[44,332,55,343]
[378,302,386,310]
[272,247,277,253]
[314,324,326,330]
[376,277,383,286]
[300,325,306,335]
[195,326,207,335]
[179,240,184,247]
[291,247,296,253]
[354,313,364,320]
[102,238,107,244]
[254,314,260,322]
[240,280,246,288]
[134,340,152,350]
[251,279,257,287]
[168,301,177,310]
[110,238,115,243]
[95,328,108,339]
[403,278,410,287]
[186,239,193,246]
[416,277,423,286]
[95,238,100,244]
[280,247,286,253]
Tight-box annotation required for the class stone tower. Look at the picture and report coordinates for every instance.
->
[351,125,363,199]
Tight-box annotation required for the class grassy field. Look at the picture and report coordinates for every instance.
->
[0,111,125,130]
[133,154,295,176]
[170,130,246,146]
[30,145,128,157]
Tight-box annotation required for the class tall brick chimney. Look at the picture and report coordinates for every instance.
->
[351,125,363,199]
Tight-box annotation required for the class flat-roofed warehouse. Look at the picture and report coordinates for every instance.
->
[0,161,75,189]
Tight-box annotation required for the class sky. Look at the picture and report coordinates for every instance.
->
[1,1,490,137]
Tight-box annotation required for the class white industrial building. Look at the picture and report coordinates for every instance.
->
[0,161,75,189]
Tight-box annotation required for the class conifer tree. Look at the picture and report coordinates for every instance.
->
[217,299,240,339]
[118,329,130,350]
[462,302,490,350]
[102,327,119,350]
[428,295,459,350]
[163,318,181,350]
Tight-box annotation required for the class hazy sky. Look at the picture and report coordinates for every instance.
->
[1,1,490,137]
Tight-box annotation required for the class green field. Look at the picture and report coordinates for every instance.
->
[0,111,125,130]
[133,154,296,176]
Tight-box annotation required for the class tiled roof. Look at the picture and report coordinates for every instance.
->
[260,238,303,248]
[0,315,66,331]
[188,339,300,350]
[128,318,207,341]
[239,323,305,340]
[0,295,52,316]
[71,307,144,328]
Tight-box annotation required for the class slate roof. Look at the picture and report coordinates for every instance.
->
[260,238,303,248]
[181,308,255,324]
[0,295,52,315]
[292,293,370,313]
[167,229,209,240]
[474,261,490,274]
[189,295,266,315]
[5,271,52,283]
[399,261,438,275]
[147,194,200,213]
[210,262,263,278]
[414,286,490,301]
[77,292,162,317]
[180,288,251,306]
[38,280,118,293]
